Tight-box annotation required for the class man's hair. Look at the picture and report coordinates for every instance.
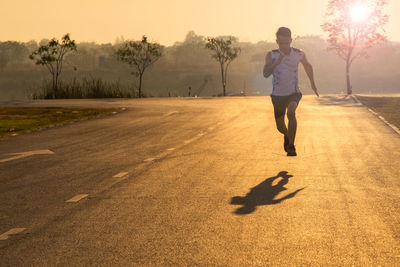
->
[276,27,292,38]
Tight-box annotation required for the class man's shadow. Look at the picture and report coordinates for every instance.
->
[230,171,305,215]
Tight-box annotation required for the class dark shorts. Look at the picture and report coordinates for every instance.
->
[270,92,302,119]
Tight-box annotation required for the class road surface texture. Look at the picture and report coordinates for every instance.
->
[1,96,399,266]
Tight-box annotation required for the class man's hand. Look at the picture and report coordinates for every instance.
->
[277,51,285,64]
[264,51,285,78]
[300,53,319,97]
[312,86,319,97]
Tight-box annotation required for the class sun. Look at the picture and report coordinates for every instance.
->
[349,2,370,23]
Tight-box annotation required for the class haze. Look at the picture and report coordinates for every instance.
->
[2,0,399,45]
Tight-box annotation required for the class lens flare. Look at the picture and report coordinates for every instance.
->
[350,3,370,23]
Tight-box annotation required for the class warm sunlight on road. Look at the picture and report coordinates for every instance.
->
[1,96,399,265]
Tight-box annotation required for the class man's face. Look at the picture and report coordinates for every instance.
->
[276,35,292,50]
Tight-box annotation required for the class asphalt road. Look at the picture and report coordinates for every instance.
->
[1,96,399,266]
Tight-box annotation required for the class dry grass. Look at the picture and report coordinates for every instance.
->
[0,107,122,138]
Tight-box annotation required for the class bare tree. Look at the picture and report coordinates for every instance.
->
[116,36,162,98]
[206,36,240,96]
[321,0,389,95]
[29,34,77,98]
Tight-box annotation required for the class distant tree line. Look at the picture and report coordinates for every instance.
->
[1,32,399,100]
[0,41,30,70]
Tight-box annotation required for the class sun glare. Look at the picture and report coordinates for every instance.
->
[350,3,370,23]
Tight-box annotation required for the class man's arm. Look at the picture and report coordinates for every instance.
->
[300,52,319,97]
[263,51,284,78]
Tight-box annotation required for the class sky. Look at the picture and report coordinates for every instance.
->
[1,0,399,45]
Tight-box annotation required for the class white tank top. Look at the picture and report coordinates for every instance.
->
[270,48,304,96]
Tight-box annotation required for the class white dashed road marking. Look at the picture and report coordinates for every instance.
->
[164,111,179,116]
[0,228,26,241]
[184,138,197,144]
[144,130,207,164]
[0,149,54,163]
[66,194,89,203]
[144,157,157,162]
[113,172,128,178]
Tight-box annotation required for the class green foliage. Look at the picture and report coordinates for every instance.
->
[116,36,162,98]
[206,36,241,64]
[30,33,77,68]
[29,34,77,98]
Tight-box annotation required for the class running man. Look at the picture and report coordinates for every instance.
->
[263,27,319,156]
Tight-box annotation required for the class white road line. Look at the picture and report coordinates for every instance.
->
[0,149,54,163]
[351,95,361,104]
[184,138,197,144]
[113,172,128,178]
[164,111,179,116]
[144,157,157,162]
[368,108,378,115]
[66,194,89,203]
[0,228,26,241]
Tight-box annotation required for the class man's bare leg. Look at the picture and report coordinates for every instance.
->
[287,101,298,146]
[275,115,289,152]
[274,115,288,136]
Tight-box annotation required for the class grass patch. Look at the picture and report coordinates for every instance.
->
[357,96,400,128]
[31,78,139,99]
[0,107,122,138]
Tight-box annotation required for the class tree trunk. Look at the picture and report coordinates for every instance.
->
[220,63,226,96]
[224,64,229,96]
[138,73,143,98]
[346,60,352,95]
[52,74,57,99]
[55,73,60,99]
